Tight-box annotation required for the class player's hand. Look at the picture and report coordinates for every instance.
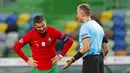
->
[51,55,62,64]
[61,59,73,69]
[27,58,38,68]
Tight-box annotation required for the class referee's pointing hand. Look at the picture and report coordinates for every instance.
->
[61,59,73,69]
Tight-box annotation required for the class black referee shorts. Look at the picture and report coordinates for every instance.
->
[82,55,104,73]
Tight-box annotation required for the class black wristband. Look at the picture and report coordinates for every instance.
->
[73,51,84,61]
[71,57,76,63]
[102,36,108,43]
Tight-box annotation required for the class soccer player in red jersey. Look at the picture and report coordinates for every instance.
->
[13,15,73,73]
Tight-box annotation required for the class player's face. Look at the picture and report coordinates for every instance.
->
[76,8,83,23]
[34,21,47,34]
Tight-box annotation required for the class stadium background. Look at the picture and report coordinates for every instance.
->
[0,0,130,73]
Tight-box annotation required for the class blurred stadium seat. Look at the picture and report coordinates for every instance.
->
[17,13,30,25]
[0,23,8,32]
[100,10,113,24]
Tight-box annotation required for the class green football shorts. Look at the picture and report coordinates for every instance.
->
[32,63,58,73]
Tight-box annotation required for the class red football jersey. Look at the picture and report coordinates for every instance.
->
[13,26,73,70]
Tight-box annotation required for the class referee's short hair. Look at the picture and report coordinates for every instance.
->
[34,15,46,24]
[78,4,91,16]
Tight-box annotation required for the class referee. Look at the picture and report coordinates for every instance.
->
[62,4,110,73]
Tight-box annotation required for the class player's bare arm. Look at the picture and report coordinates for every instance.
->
[52,34,73,64]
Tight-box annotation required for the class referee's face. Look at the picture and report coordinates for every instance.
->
[34,21,47,34]
[76,8,83,23]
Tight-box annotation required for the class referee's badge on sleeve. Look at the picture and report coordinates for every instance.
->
[81,33,88,37]
[41,42,46,47]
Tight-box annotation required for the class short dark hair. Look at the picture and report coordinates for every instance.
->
[78,4,91,16]
[34,15,45,24]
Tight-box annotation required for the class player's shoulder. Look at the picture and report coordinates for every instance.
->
[26,28,37,35]
[29,28,36,32]
[47,26,61,34]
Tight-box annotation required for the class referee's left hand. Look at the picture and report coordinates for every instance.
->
[61,59,73,69]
